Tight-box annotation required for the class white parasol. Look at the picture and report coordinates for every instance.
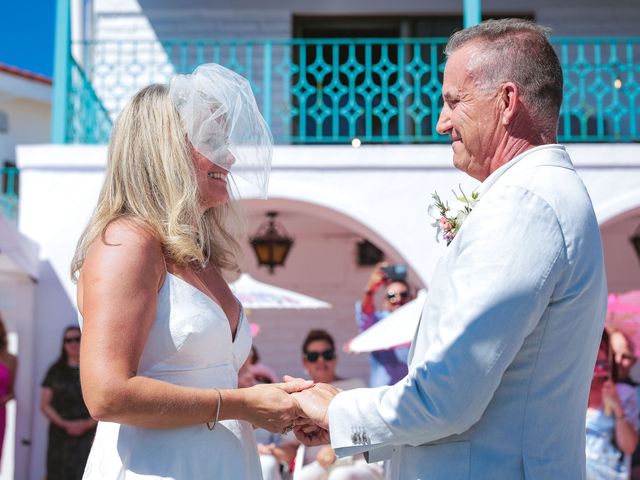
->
[346,289,427,353]
[231,273,331,310]
[0,212,39,281]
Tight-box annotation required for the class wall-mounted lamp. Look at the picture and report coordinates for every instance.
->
[249,211,294,274]
[357,239,384,266]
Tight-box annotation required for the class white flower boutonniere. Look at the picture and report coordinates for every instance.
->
[428,186,479,245]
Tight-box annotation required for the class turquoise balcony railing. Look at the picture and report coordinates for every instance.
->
[0,166,19,222]
[66,57,113,143]
[65,37,640,144]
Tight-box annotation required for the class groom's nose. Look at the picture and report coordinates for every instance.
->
[436,104,452,136]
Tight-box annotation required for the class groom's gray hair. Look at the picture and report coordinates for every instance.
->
[445,18,563,136]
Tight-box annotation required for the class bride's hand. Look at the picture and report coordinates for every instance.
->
[241,380,313,433]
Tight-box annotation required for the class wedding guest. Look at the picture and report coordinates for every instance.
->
[71,64,310,479]
[355,263,412,386]
[286,329,382,480]
[586,330,638,479]
[0,315,16,464]
[40,326,96,480]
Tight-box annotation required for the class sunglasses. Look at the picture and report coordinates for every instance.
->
[386,290,410,301]
[304,348,335,363]
[64,336,81,344]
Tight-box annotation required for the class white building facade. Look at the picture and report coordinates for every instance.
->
[7,1,640,478]
[0,65,50,480]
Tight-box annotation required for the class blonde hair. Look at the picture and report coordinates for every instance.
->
[71,84,245,280]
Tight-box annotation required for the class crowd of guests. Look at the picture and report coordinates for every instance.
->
[2,270,640,480]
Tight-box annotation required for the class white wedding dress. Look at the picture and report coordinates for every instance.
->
[82,272,263,479]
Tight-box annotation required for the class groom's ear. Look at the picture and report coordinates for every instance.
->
[498,82,519,126]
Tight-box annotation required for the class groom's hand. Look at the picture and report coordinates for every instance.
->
[291,382,338,430]
[293,422,331,446]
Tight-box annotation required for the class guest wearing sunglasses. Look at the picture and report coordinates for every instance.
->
[355,262,413,387]
[284,329,382,480]
[41,326,97,480]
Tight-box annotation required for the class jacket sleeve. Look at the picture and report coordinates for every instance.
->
[329,186,567,455]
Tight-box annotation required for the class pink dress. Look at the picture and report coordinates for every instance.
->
[0,362,13,460]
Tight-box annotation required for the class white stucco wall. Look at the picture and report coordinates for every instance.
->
[0,69,51,480]
[0,72,51,165]
[16,142,640,302]
[15,142,640,479]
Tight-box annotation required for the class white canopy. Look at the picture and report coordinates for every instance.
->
[0,212,39,281]
[346,289,427,353]
[231,273,331,310]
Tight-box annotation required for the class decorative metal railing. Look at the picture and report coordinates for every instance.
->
[67,37,640,144]
[66,57,113,143]
[558,38,640,142]
[0,166,19,221]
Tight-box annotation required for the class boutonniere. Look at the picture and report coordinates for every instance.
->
[429,186,479,245]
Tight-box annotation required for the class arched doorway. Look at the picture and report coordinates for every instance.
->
[239,198,425,384]
[600,205,640,294]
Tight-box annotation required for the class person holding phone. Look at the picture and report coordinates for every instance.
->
[586,330,638,480]
[354,262,413,387]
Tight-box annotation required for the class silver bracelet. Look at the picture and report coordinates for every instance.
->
[206,388,222,431]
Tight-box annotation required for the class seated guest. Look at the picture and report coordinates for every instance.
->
[586,330,638,480]
[288,329,383,480]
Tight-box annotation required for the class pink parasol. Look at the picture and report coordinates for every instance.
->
[606,290,640,356]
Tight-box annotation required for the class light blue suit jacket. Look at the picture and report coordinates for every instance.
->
[328,145,607,479]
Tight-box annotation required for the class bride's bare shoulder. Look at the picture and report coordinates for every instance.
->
[82,218,164,283]
[102,217,160,249]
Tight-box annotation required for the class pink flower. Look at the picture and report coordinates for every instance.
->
[430,187,479,246]
[439,217,452,231]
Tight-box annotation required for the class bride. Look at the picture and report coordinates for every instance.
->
[71,64,310,479]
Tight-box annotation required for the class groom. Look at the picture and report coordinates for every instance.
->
[292,19,607,479]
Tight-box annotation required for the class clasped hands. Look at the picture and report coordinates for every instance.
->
[246,376,338,446]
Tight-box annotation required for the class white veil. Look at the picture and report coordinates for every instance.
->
[169,63,273,198]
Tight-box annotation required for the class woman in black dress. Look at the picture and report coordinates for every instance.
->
[40,326,96,480]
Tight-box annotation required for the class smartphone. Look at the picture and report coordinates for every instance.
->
[381,264,408,282]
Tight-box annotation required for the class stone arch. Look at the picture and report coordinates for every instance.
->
[597,194,640,293]
[238,197,425,384]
